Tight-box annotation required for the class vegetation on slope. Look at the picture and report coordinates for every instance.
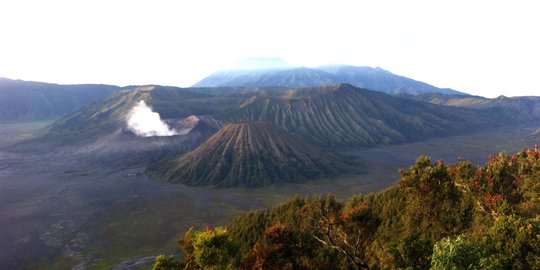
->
[153,146,540,269]
[149,122,351,187]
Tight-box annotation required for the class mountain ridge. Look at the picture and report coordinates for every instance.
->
[193,65,465,96]
[0,77,120,123]
[224,83,492,147]
[22,83,536,152]
[404,92,540,122]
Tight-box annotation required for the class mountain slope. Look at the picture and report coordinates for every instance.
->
[44,87,152,140]
[150,122,348,187]
[193,65,465,95]
[68,114,223,167]
[224,84,491,147]
[39,86,231,141]
[15,85,225,165]
[14,85,265,155]
[0,77,120,123]
[193,67,336,89]
[21,83,540,154]
[318,65,463,95]
[405,93,540,122]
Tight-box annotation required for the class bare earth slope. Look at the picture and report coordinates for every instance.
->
[150,122,349,187]
[225,84,493,147]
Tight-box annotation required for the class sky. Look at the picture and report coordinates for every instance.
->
[0,0,538,97]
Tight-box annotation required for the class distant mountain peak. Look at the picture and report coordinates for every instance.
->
[193,65,466,96]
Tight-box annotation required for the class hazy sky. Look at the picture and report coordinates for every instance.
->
[1,0,538,97]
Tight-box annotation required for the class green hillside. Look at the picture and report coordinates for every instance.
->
[156,147,540,270]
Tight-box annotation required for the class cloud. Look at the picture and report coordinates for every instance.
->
[126,100,179,137]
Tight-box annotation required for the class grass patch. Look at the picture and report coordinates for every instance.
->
[87,192,248,269]
[0,120,52,148]
[28,256,80,270]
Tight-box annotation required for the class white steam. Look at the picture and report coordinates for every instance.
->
[127,100,179,137]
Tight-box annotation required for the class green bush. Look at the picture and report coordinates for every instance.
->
[431,234,482,270]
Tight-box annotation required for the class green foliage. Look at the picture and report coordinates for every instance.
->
[300,195,378,269]
[460,152,522,213]
[152,255,184,270]
[389,156,475,269]
[480,215,540,270]
[230,195,344,269]
[245,222,319,269]
[400,156,473,232]
[164,147,540,270]
[430,235,483,270]
[180,226,239,270]
[516,147,540,216]
[450,148,540,218]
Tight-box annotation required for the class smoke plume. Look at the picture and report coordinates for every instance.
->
[127,100,179,137]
